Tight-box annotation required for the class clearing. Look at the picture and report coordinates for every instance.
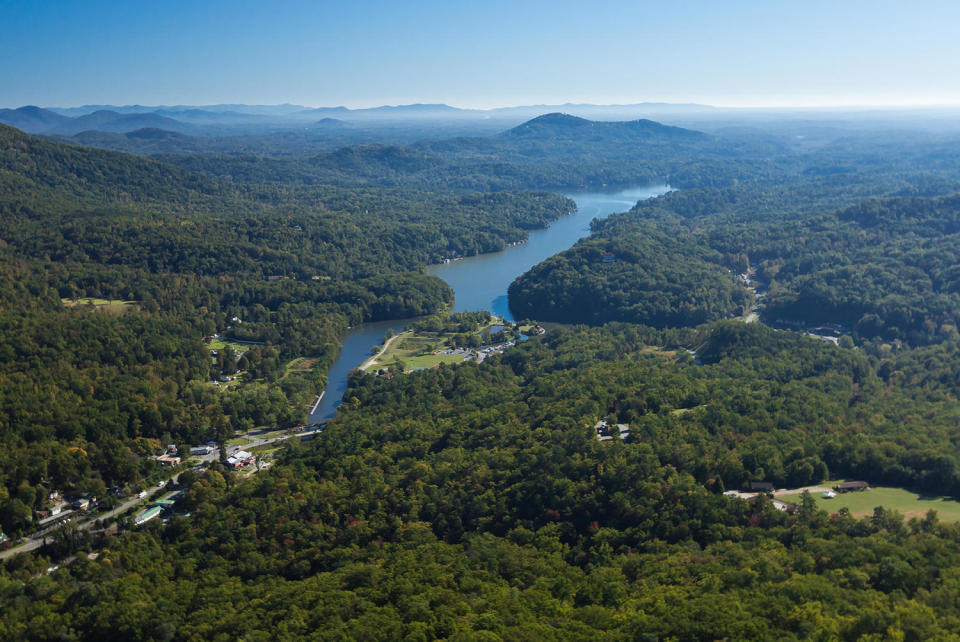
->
[778,484,960,522]
[361,316,513,373]
[62,298,138,313]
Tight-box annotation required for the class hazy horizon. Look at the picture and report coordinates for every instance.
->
[12,100,960,113]
[4,0,960,109]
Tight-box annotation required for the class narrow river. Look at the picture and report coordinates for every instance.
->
[309,184,670,422]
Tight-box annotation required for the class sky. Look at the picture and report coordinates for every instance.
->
[3,0,960,109]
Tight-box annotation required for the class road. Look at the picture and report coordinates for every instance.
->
[358,331,404,371]
[0,427,311,560]
[0,475,176,560]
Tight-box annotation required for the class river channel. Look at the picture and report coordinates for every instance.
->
[308,184,670,422]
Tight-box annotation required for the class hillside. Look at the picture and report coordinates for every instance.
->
[0,126,575,529]
[163,114,772,192]
[0,107,193,135]
[502,112,709,143]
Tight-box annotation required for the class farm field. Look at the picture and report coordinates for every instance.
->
[812,485,960,522]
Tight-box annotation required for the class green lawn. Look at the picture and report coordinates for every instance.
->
[226,437,253,446]
[813,485,960,522]
[207,338,250,352]
[249,444,282,456]
[405,353,466,369]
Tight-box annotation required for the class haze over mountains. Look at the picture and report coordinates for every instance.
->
[6,102,960,162]
[0,102,722,136]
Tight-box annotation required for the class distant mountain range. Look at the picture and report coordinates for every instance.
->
[0,102,724,136]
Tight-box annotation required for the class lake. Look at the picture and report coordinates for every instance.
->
[427,185,670,321]
[309,184,670,421]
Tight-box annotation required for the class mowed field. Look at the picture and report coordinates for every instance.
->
[61,298,138,313]
[812,486,960,522]
[364,332,466,372]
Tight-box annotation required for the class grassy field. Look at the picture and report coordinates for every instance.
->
[812,485,960,522]
[284,357,320,375]
[406,353,467,369]
[207,338,252,352]
[364,332,460,372]
[362,316,514,373]
[62,298,138,313]
[249,444,282,456]
[226,437,253,446]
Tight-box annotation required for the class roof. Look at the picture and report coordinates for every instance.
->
[226,450,254,466]
[836,481,869,489]
[135,506,163,525]
[749,481,775,490]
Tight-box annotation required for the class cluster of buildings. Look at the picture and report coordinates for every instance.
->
[34,490,96,529]
[135,490,185,526]
[725,479,872,512]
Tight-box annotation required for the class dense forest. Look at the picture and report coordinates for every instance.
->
[0,124,574,531]
[158,113,785,193]
[510,166,960,344]
[8,323,960,638]
[11,110,960,640]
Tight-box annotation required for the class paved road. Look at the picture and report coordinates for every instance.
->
[0,476,176,560]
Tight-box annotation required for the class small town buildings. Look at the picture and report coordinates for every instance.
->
[37,509,73,529]
[190,446,212,456]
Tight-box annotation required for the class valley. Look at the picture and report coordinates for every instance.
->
[6,105,960,639]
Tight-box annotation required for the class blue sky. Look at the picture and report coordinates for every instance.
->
[2,0,959,109]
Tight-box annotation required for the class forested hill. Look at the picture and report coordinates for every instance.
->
[0,124,217,205]
[501,112,710,143]
[0,125,575,533]
[510,167,960,344]
[161,114,780,192]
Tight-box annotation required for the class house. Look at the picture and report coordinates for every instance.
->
[600,252,617,264]
[49,501,70,516]
[135,506,163,526]
[70,497,91,511]
[226,450,255,468]
[771,499,800,514]
[749,481,775,493]
[834,481,869,493]
[37,510,73,529]
[190,446,212,456]
[156,453,181,466]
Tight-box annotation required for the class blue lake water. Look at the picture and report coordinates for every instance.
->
[427,185,670,322]
[309,184,669,422]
